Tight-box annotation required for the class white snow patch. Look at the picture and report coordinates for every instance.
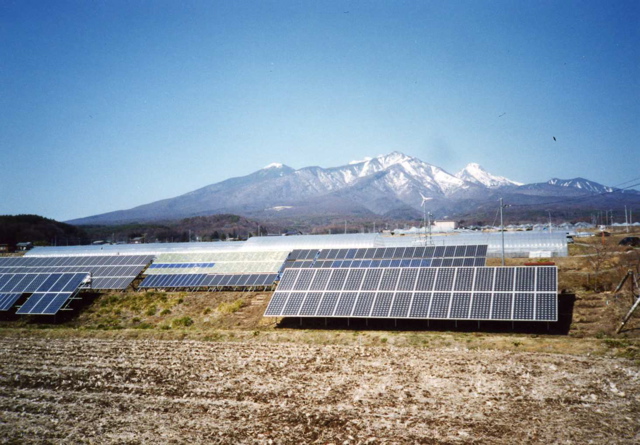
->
[263,162,283,169]
[349,157,372,165]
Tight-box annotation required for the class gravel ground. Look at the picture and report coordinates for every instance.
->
[1,336,639,444]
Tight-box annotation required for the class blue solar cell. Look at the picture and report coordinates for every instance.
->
[474,268,494,291]
[516,268,535,291]
[434,269,455,291]
[282,293,305,316]
[333,292,358,317]
[371,292,394,317]
[379,269,400,291]
[299,292,323,316]
[513,293,534,320]
[428,293,451,318]
[361,269,383,291]
[424,246,436,258]
[0,293,22,311]
[454,268,474,291]
[316,292,340,316]
[415,269,436,291]
[326,269,349,291]
[536,267,556,292]
[397,268,418,291]
[264,292,289,316]
[464,245,477,257]
[536,293,557,321]
[389,292,412,318]
[343,269,366,291]
[0,275,21,292]
[491,294,513,320]
[34,274,63,293]
[449,293,471,318]
[495,268,515,291]
[469,293,492,319]
[352,292,375,316]
[454,246,466,257]
[278,270,300,291]
[17,293,46,314]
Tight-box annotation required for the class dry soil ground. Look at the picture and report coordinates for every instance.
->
[1,335,639,444]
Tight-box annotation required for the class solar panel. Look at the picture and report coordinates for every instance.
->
[352,292,375,317]
[299,292,323,316]
[15,273,89,315]
[0,293,22,311]
[389,292,412,317]
[334,292,357,316]
[138,273,276,289]
[265,266,558,322]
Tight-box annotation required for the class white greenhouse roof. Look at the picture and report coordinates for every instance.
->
[25,230,568,258]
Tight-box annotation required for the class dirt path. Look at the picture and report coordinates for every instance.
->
[1,336,639,444]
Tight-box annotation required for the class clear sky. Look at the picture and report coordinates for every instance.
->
[1,0,638,221]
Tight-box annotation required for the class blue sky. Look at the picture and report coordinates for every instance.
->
[1,0,638,221]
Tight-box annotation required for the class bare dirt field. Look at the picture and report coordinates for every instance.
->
[1,334,639,444]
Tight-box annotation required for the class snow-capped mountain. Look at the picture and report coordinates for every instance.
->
[455,163,522,188]
[546,178,613,194]
[66,152,634,225]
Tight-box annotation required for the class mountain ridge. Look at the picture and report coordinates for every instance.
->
[67,152,638,225]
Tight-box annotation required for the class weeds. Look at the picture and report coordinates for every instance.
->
[172,316,194,328]
[217,299,246,314]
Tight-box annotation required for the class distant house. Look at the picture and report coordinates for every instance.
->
[0,244,9,253]
[16,242,33,251]
[130,237,145,244]
[433,220,458,231]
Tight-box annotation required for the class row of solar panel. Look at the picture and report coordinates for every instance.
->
[139,273,278,289]
[277,267,557,293]
[0,273,89,314]
[288,245,488,261]
[1,255,154,267]
[144,261,285,275]
[147,263,216,269]
[0,265,146,277]
[264,291,557,321]
[286,257,485,269]
[0,273,90,294]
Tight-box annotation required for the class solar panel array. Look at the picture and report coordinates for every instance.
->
[147,251,288,275]
[283,245,487,270]
[265,266,557,322]
[0,272,90,314]
[0,255,154,290]
[139,273,278,289]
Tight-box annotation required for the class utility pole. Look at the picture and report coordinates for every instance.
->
[625,206,629,233]
[499,198,508,266]
[548,210,552,233]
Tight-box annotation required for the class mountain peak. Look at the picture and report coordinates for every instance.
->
[263,162,285,169]
[455,163,522,188]
[375,151,413,164]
